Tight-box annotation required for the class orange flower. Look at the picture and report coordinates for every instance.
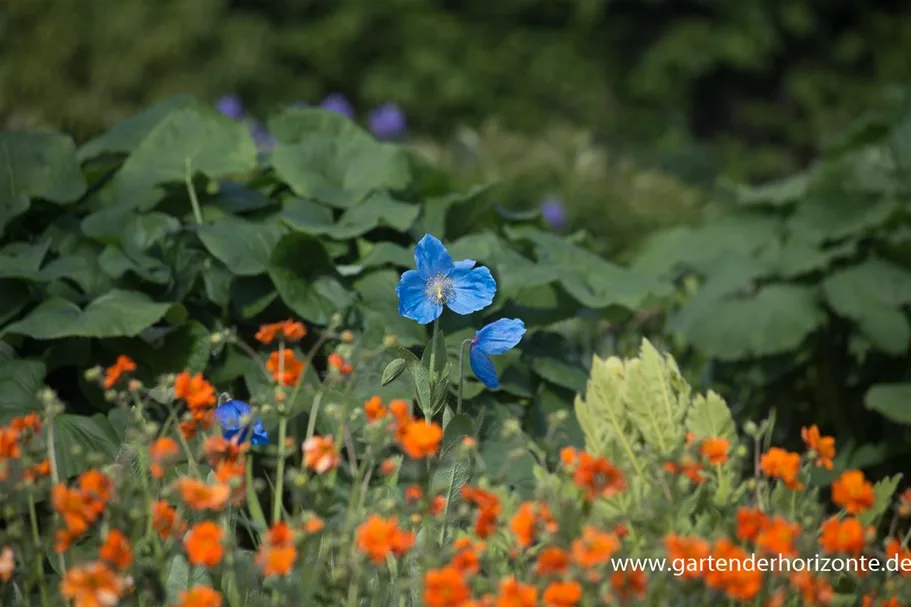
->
[10,413,42,434]
[790,572,834,606]
[536,546,569,575]
[405,485,424,503]
[496,575,538,607]
[399,420,443,459]
[177,586,224,607]
[509,501,558,548]
[152,501,182,540]
[266,350,305,387]
[184,521,224,567]
[705,539,762,601]
[174,371,217,410]
[611,570,647,602]
[302,435,340,474]
[175,477,230,512]
[572,526,621,568]
[0,427,21,461]
[52,482,102,540]
[461,486,502,538]
[103,355,136,389]
[430,495,446,515]
[256,320,307,344]
[424,566,470,607]
[364,396,387,421]
[700,437,729,465]
[736,507,767,542]
[0,546,14,583]
[99,529,133,571]
[79,469,113,507]
[148,437,180,479]
[380,458,397,476]
[819,516,867,555]
[60,561,127,607]
[664,534,710,580]
[542,580,582,607]
[899,489,911,517]
[22,458,51,483]
[356,515,416,564]
[202,436,247,466]
[328,352,353,376]
[572,451,627,501]
[801,425,836,469]
[885,539,911,577]
[832,469,874,514]
[451,540,481,576]
[756,516,801,557]
[304,516,325,534]
[760,448,803,490]
[256,522,298,576]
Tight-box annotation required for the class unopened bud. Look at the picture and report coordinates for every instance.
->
[104,390,118,403]
[382,334,399,348]
[743,421,758,436]
[502,419,521,438]
[84,367,103,382]
[340,330,355,344]
[128,379,142,392]
[329,313,343,329]
[210,332,224,345]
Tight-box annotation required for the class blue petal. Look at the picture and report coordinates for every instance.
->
[469,347,499,389]
[473,319,526,355]
[414,234,453,277]
[396,269,443,324]
[447,265,496,315]
[215,400,251,431]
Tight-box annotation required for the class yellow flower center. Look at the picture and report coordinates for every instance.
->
[425,273,453,304]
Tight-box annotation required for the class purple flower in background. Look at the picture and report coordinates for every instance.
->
[216,95,244,120]
[319,93,354,119]
[249,121,276,153]
[368,102,407,140]
[540,197,568,231]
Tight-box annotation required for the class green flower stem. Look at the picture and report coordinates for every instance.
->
[272,415,288,525]
[245,457,268,542]
[175,420,202,479]
[184,159,203,225]
[26,493,49,607]
[456,339,471,415]
[426,318,440,421]
[44,404,66,577]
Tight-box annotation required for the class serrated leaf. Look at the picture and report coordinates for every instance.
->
[624,339,689,456]
[0,131,86,208]
[382,359,406,386]
[267,233,353,325]
[5,290,171,339]
[670,284,824,360]
[282,192,419,239]
[110,105,257,196]
[198,217,284,276]
[0,360,46,424]
[163,554,211,604]
[686,390,736,441]
[399,347,432,417]
[823,260,911,355]
[53,414,120,479]
[866,384,911,424]
[859,474,902,526]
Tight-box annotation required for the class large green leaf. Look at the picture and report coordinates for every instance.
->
[823,259,911,355]
[198,217,284,276]
[281,192,419,239]
[0,132,86,210]
[507,226,671,309]
[685,391,736,442]
[786,195,898,244]
[53,414,121,479]
[0,360,46,424]
[267,233,353,325]
[866,383,911,425]
[78,94,195,161]
[353,270,426,347]
[670,284,824,360]
[110,105,257,195]
[5,290,171,339]
[270,109,410,208]
[448,231,559,292]
[734,171,811,208]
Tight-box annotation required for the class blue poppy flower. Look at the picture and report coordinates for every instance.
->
[469,319,526,389]
[396,234,497,324]
[319,93,355,119]
[540,197,567,231]
[368,102,407,140]
[214,399,268,446]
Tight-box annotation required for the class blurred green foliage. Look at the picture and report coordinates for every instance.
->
[632,96,911,477]
[3,0,911,179]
